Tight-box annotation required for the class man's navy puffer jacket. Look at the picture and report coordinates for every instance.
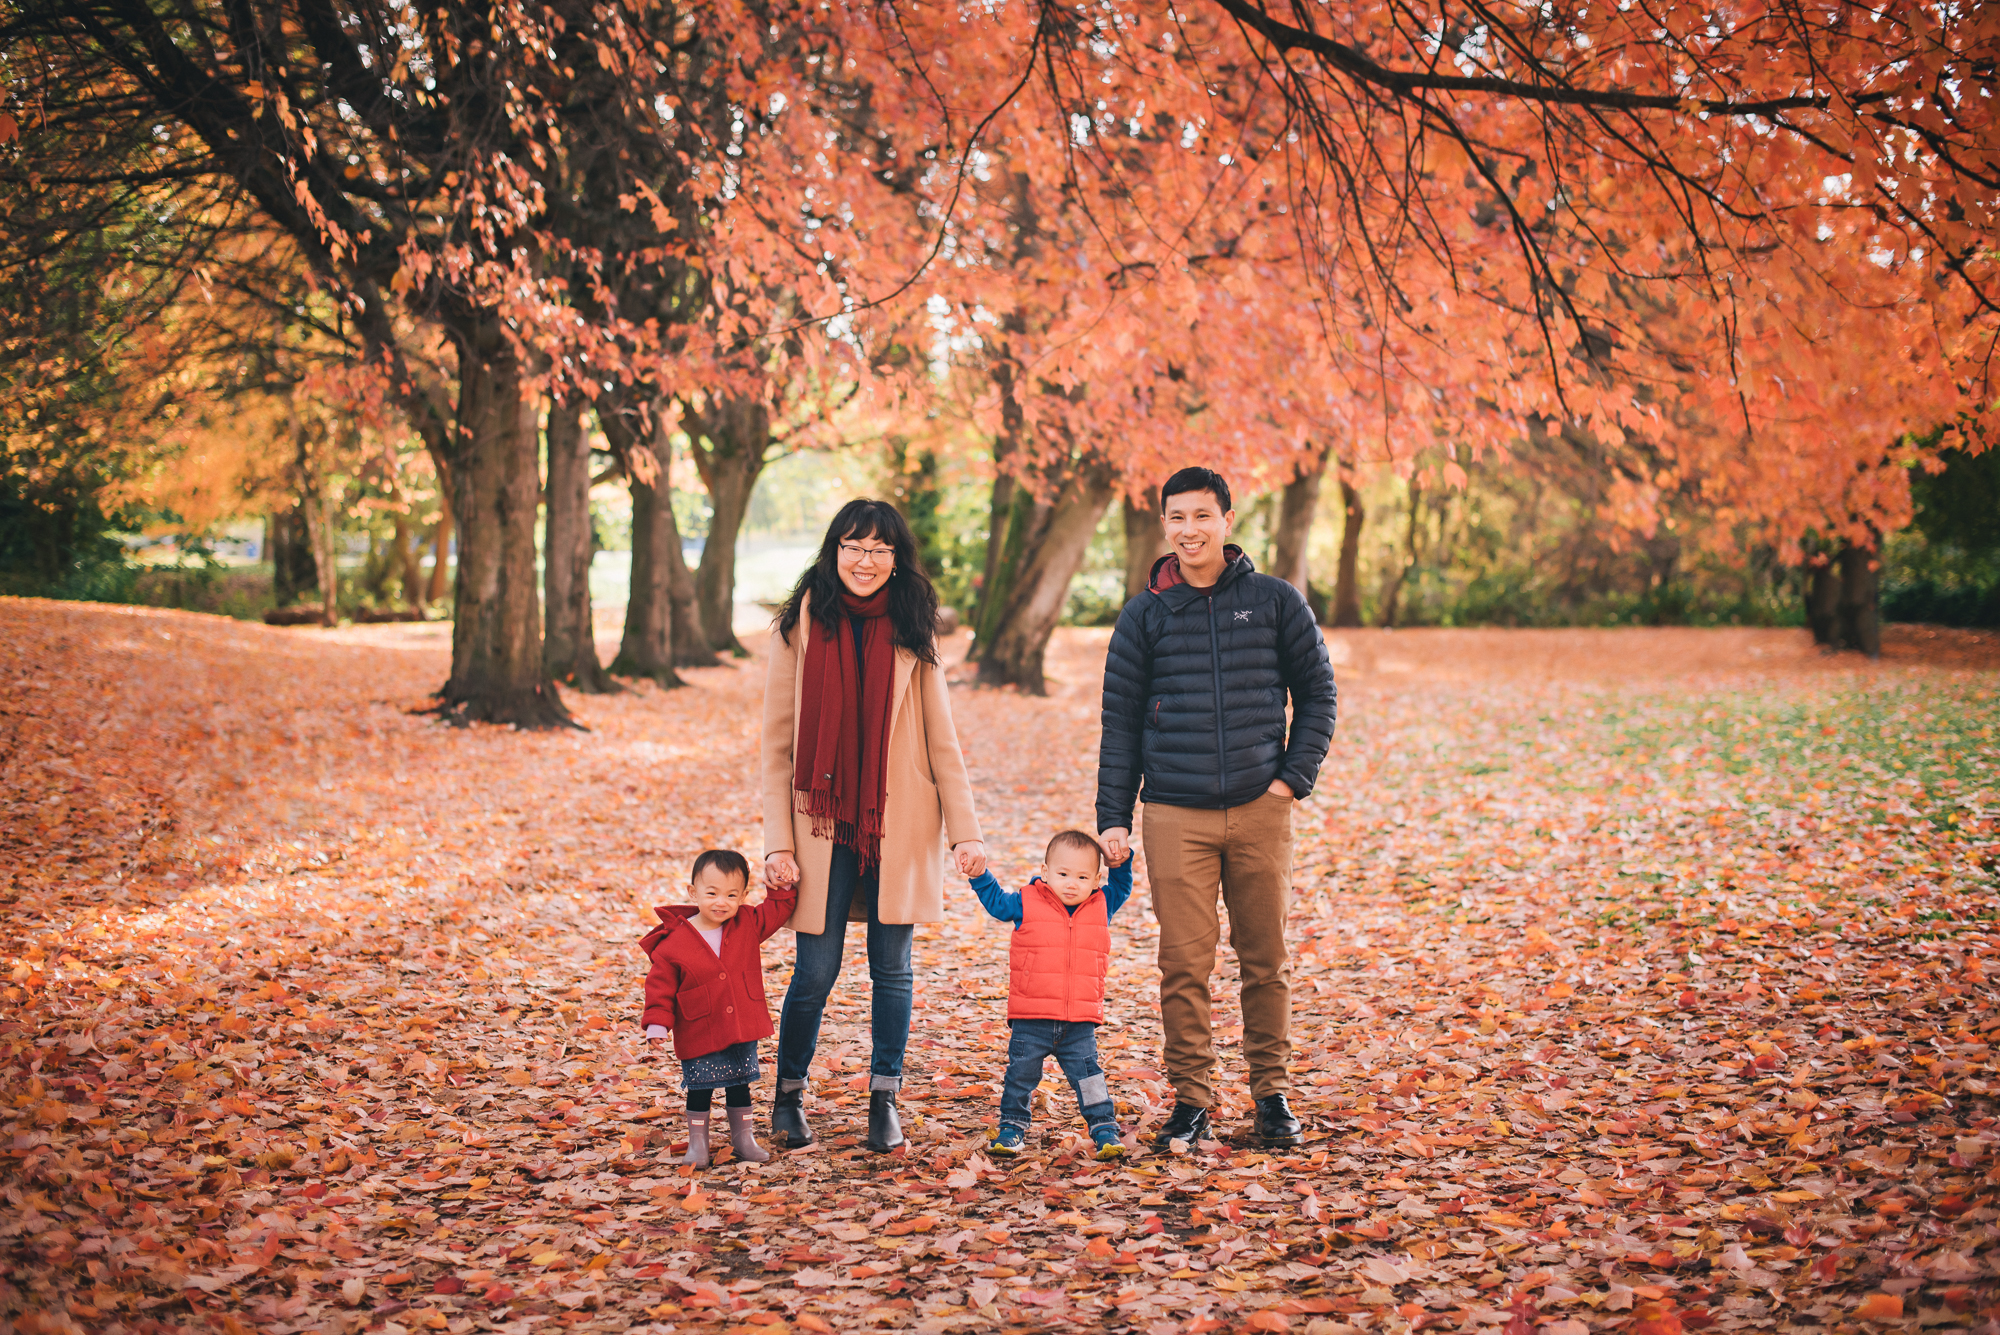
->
[1096,546,1338,831]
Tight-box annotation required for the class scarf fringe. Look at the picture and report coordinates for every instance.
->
[794,787,884,871]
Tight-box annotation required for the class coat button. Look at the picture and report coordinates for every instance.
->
[726,1006,733,1013]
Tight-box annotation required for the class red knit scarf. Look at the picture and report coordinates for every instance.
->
[793,588,895,870]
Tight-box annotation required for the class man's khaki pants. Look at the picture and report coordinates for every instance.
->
[1142,791,1294,1109]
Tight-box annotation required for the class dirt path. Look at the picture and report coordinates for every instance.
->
[2,600,1996,1335]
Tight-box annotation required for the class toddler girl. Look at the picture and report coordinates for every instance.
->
[642,849,797,1165]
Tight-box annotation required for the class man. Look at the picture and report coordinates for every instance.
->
[1097,466,1338,1151]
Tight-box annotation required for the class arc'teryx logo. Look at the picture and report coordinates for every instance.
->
[1233,610,1253,623]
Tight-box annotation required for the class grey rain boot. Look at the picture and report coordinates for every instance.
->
[678,1111,711,1167]
[726,1107,772,1162]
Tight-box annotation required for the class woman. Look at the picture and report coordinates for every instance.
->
[761,499,986,1153]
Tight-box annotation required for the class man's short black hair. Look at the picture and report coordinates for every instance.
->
[1160,466,1232,514]
[690,848,752,888]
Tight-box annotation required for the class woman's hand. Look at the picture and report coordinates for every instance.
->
[953,841,988,878]
[1267,778,1295,799]
[1100,828,1131,864]
[764,850,801,890]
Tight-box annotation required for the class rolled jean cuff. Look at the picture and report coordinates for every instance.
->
[869,1074,901,1093]
[778,1078,808,1094]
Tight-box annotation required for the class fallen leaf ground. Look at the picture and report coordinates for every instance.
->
[3,599,1997,1335]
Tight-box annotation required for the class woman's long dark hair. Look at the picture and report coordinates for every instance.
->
[776,499,940,664]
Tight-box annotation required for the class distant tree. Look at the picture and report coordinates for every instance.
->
[1,0,709,724]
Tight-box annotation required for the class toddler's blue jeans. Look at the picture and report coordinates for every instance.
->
[998,1018,1116,1135]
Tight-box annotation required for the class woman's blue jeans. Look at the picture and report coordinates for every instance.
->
[775,844,913,1092]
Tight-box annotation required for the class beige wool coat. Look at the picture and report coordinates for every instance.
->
[761,603,982,935]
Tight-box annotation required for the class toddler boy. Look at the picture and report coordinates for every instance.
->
[967,830,1133,1159]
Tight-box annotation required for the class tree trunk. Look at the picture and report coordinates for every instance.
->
[1272,446,1328,596]
[1123,496,1168,600]
[1331,477,1364,628]
[313,477,339,627]
[612,473,682,685]
[436,332,572,727]
[391,515,424,607]
[287,419,340,626]
[662,486,711,668]
[974,477,1043,651]
[1837,544,1882,657]
[973,352,1029,647]
[602,406,714,682]
[1806,558,1840,645]
[543,397,617,692]
[1377,479,1421,628]
[360,530,392,602]
[270,504,318,608]
[424,497,452,608]
[976,461,1117,694]
[686,394,771,656]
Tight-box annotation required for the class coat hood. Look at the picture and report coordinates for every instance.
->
[641,904,703,957]
[1149,545,1253,599]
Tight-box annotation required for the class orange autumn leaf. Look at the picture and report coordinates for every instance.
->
[1854,1293,1905,1321]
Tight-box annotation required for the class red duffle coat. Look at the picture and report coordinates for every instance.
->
[1008,881,1112,1023]
[640,886,797,1061]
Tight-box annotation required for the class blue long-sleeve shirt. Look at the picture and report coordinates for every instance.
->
[969,859,1133,928]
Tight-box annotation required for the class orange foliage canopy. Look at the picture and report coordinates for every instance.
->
[722,0,1997,544]
[5,0,1993,575]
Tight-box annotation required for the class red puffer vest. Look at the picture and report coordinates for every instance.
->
[1008,880,1111,1023]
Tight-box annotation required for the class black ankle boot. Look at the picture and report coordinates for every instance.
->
[1254,1093,1303,1148]
[771,1084,814,1149]
[866,1090,904,1153]
[1153,1102,1212,1155]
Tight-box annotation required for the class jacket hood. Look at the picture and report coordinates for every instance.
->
[1149,545,1253,599]
[641,904,704,957]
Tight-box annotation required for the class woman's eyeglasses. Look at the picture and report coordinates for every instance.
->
[838,543,895,566]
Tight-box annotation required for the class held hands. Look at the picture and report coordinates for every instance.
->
[764,850,801,890]
[953,840,988,878]
[1099,828,1131,865]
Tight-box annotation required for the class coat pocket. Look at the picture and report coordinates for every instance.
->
[677,985,715,1021]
